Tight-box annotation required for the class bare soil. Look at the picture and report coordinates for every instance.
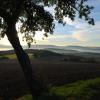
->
[0,59,100,99]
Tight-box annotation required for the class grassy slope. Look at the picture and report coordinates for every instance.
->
[1,50,100,62]
[0,50,61,59]
[0,53,33,59]
[17,78,100,100]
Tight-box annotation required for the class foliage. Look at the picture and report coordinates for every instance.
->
[0,0,94,47]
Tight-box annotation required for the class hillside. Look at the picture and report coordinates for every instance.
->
[17,78,100,100]
[65,46,100,53]
[0,49,100,63]
[1,45,100,53]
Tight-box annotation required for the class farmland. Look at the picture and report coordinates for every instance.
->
[0,50,100,99]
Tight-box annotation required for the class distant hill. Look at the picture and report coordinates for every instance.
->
[66,46,100,50]
[64,46,100,53]
[31,45,100,53]
[0,49,100,63]
[0,45,100,56]
[0,45,100,53]
[31,45,60,50]
[32,50,63,60]
[45,48,79,54]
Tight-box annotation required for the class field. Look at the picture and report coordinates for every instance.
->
[0,50,100,99]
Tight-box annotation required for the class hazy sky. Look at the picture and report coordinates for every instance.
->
[0,0,100,50]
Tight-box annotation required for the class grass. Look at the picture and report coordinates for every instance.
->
[16,78,100,100]
[4,54,17,59]
[0,53,33,59]
[50,78,100,100]
[17,95,32,100]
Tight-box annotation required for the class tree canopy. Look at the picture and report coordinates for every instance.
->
[0,0,94,46]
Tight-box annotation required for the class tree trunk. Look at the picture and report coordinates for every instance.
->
[6,22,44,99]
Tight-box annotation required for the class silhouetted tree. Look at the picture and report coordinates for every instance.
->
[0,0,94,99]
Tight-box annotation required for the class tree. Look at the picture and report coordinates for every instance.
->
[0,0,94,99]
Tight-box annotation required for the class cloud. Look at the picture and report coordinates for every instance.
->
[72,30,100,41]
[71,21,100,41]
[37,20,100,46]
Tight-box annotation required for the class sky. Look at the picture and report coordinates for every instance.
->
[0,0,100,50]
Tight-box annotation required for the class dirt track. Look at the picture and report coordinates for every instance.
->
[0,59,100,98]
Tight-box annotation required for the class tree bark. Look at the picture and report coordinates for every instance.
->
[6,22,44,99]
